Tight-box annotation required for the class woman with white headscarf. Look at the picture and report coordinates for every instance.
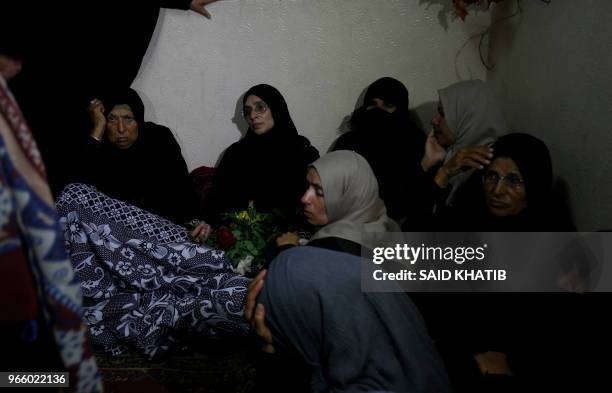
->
[405,80,506,230]
[268,150,399,257]
[245,151,451,393]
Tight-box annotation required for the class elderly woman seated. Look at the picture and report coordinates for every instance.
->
[77,87,197,225]
[416,133,586,392]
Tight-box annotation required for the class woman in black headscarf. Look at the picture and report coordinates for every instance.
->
[332,77,426,222]
[78,87,197,225]
[419,133,585,392]
[206,84,319,223]
[441,132,572,231]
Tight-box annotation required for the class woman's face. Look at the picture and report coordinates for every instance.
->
[301,168,329,226]
[244,95,275,135]
[483,157,527,217]
[107,104,139,149]
[366,97,396,113]
[431,100,454,147]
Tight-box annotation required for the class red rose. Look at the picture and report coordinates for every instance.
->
[216,228,236,250]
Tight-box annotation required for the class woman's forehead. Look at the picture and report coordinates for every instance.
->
[244,95,265,106]
[110,104,133,115]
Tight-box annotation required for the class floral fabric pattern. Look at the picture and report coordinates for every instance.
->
[56,184,250,358]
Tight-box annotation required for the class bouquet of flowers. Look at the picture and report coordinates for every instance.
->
[453,0,504,20]
[206,202,284,275]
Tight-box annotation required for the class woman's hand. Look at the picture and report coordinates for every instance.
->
[189,0,218,19]
[189,221,212,243]
[245,269,275,353]
[434,146,494,188]
[421,130,447,172]
[88,98,106,141]
[276,231,299,247]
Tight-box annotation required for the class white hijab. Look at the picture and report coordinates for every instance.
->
[439,79,507,203]
[309,151,399,247]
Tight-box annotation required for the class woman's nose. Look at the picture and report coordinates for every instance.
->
[493,180,506,195]
[431,114,441,127]
[301,190,311,205]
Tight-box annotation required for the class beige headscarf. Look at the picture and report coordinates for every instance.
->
[309,151,399,246]
[439,79,507,203]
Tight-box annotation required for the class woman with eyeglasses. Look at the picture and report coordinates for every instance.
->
[205,84,319,224]
[417,133,581,393]
[439,132,573,231]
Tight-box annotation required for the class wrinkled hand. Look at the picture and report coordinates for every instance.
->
[421,130,447,171]
[189,221,212,243]
[276,231,299,247]
[88,98,106,141]
[245,269,275,353]
[435,145,494,188]
[190,0,219,19]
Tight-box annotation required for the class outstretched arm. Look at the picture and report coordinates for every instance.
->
[189,0,220,19]
[160,0,220,19]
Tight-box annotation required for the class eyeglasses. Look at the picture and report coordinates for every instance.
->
[107,115,135,125]
[482,171,525,190]
[243,101,268,118]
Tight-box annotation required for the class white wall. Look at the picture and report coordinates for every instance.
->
[133,0,489,168]
[487,0,612,230]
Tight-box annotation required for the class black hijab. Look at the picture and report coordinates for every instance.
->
[363,77,409,115]
[241,84,299,150]
[336,77,425,220]
[348,77,411,130]
[450,132,559,231]
[208,84,318,220]
[98,87,149,153]
[103,87,146,127]
[492,133,552,210]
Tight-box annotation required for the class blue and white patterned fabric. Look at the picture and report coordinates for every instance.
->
[1,76,102,392]
[56,183,250,359]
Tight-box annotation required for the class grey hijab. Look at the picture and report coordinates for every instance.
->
[309,151,399,246]
[439,79,507,203]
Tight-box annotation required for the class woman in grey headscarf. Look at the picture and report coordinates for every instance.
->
[246,152,452,393]
[271,150,398,256]
[301,150,400,254]
[424,80,506,200]
[404,80,506,230]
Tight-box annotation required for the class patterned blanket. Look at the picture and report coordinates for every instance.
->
[56,184,250,359]
[1,78,102,391]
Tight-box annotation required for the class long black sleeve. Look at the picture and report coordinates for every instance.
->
[159,0,192,10]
